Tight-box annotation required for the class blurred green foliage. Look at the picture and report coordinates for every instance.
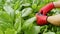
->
[0,0,60,34]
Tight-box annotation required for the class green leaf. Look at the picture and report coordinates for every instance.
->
[33,26,40,34]
[6,0,11,3]
[5,28,17,34]
[13,0,20,10]
[43,32,55,34]
[22,17,36,29]
[24,26,40,34]
[0,11,12,23]
[3,5,14,20]
[22,3,31,7]
[0,30,3,34]
[32,0,40,4]
[32,4,37,9]
[0,11,13,31]
[14,10,21,33]
[56,31,60,34]
[22,8,33,17]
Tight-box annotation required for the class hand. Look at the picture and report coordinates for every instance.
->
[47,14,60,26]
[36,13,48,26]
[39,2,54,15]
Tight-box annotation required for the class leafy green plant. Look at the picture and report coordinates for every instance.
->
[0,0,60,34]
